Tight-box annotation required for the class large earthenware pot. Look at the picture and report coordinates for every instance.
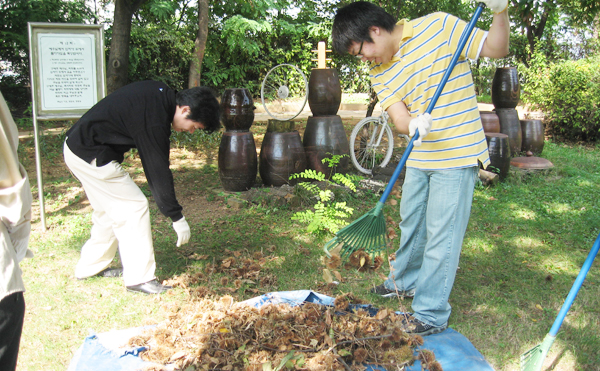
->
[218,131,257,191]
[303,115,350,177]
[479,111,500,134]
[485,132,511,180]
[220,88,255,131]
[520,119,545,155]
[308,69,342,116]
[491,67,520,109]
[495,108,522,156]
[260,131,307,187]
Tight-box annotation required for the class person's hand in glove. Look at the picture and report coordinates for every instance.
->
[172,216,191,247]
[479,0,508,14]
[408,113,432,147]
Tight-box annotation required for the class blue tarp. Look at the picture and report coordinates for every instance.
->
[68,290,494,371]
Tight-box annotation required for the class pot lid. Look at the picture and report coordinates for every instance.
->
[511,151,554,169]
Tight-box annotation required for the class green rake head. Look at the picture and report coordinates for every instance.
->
[520,334,555,371]
[324,203,388,260]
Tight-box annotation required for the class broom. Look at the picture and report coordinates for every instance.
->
[520,232,600,371]
[325,3,487,259]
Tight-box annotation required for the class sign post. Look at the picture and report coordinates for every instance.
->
[28,23,106,229]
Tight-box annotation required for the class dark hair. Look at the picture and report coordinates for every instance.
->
[176,87,221,133]
[332,1,397,54]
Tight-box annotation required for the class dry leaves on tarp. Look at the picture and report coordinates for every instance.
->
[129,293,442,371]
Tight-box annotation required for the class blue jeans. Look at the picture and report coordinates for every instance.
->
[384,166,478,327]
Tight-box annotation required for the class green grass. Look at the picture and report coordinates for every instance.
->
[16,129,600,371]
[477,94,493,104]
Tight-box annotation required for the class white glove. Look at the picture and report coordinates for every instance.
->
[479,0,508,14]
[172,217,191,247]
[408,113,432,147]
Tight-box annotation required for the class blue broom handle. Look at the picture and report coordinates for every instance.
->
[548,232,600,336]
[378,3,486,205]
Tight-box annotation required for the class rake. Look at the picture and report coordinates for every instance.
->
[520,232,600,371]
[325,3,487,259]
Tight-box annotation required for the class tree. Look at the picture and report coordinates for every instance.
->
[127,0,193,90]
[0,0,91,82]
[509,0,600,61]
[106,0,147,93]
[0,0,92,111]
[188,0,208,88]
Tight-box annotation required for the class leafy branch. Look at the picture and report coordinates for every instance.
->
[290,154,360,235]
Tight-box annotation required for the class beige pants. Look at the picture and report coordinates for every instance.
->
[63,142,156,286]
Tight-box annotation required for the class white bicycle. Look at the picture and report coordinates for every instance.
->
[349,111,409,175]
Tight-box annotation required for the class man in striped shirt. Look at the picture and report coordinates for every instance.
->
[333,1,509,335]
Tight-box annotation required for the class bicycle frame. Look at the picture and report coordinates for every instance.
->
[367,114,389,151]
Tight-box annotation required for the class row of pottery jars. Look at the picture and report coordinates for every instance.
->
[481,110,544,155]
[257,114,350,187]
[219,69,350,191]
[219,124,311,190]
[218,90,309,190]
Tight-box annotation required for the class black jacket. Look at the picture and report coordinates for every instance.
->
[66,80,183,221]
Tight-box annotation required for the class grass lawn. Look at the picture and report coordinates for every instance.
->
[14,118,600,371]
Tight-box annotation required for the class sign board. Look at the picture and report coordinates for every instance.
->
[28,22,106,229]
[28,23,105,120]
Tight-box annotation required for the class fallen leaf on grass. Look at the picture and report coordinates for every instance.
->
[323,269,333,284]
[333,270,343,282]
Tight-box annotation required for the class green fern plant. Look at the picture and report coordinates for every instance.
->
[289,154,360,235]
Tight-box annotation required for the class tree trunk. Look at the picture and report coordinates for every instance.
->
[106,0,147,93]
[523,2,552,61]
[188,0,209,88]
[366,88,378,117]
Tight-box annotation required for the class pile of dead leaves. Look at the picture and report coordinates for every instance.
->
[129,293,442,371]
[164,250,279,298]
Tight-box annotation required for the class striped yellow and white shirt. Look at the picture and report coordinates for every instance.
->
[371,12,490,170]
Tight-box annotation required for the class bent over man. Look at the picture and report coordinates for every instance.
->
[64,80,220,294]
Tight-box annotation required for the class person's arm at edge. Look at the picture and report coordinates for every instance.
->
[386,101,412,135]
[480,8,510,59]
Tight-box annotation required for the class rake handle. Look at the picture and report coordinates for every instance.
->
[548,232,600,337]
[378,2,486,205]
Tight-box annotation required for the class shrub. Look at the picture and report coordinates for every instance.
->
[519,51,600,141]
[289,155,360,235]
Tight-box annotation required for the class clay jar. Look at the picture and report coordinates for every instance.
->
[260,129,307,187]
[218,131,257,191]
[495,108,522,156]
[485,133,511,180]
[303,115,350,177]
[491,67,520,109]
[308,69,342,116]
[520,119,545,155]
[220,88,255,131]
[479,111,500,134]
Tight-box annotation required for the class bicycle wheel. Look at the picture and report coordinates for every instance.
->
[350,116,394,175]
[261,64,308,121]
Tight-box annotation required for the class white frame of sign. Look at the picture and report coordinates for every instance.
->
[28,22,106,229]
